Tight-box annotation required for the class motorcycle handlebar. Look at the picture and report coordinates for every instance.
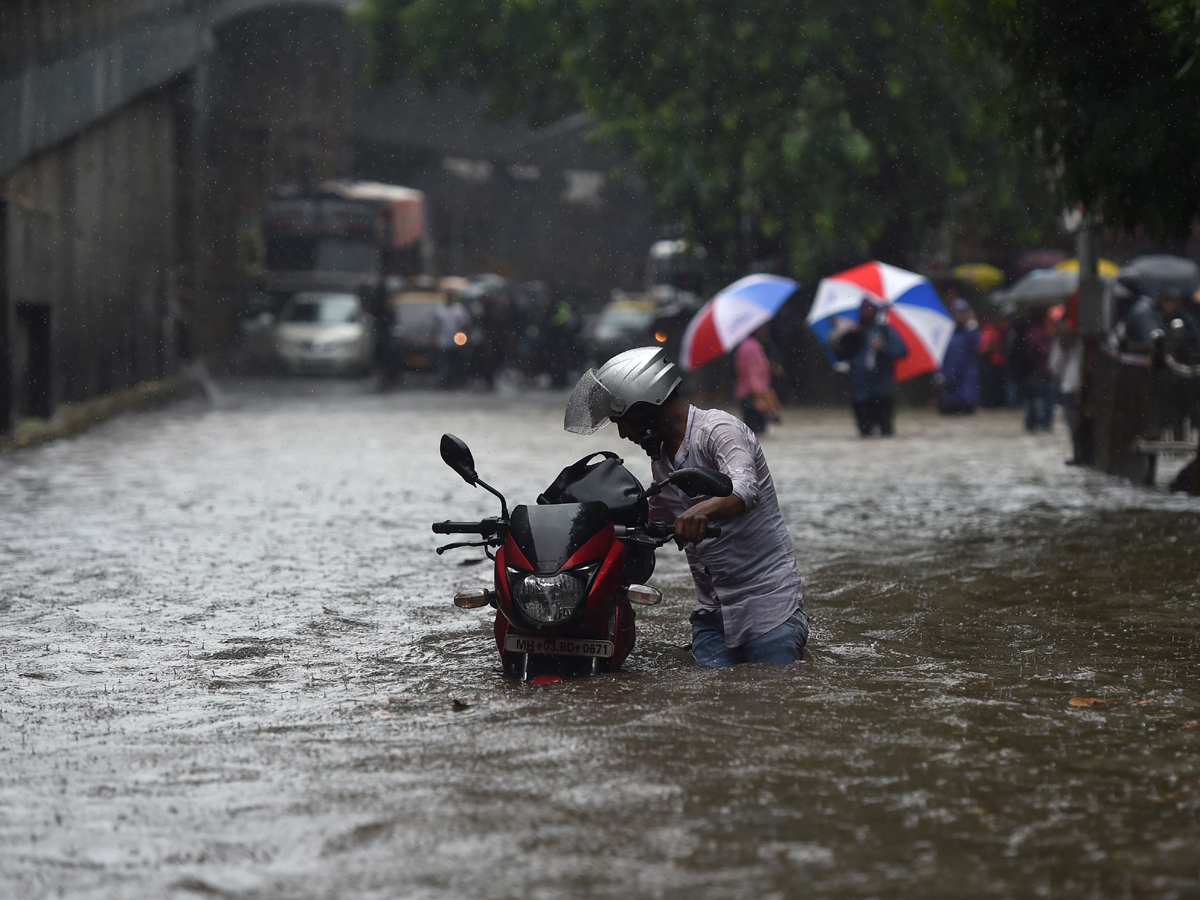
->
[643,521,672,539]
[433,517,725,541]
[432,521,492,535]
[637,521,722,541]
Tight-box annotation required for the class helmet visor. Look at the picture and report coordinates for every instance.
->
[564,369,615,434]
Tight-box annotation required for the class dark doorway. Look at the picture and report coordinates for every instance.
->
[14,303,52,420]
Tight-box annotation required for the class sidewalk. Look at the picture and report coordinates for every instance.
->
[0,367,205,452]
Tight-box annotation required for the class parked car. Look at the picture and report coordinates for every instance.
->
[385,288,448,375]
[275,292,375,375]
[583,286,701,365]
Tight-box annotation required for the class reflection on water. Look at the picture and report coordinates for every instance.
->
[1,383,1197,898]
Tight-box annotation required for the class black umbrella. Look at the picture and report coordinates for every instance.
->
[1119,255,1200,298]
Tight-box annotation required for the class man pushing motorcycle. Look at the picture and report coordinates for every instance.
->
[565,347,808,667]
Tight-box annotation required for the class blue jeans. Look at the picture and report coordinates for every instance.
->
[691,608,809,668]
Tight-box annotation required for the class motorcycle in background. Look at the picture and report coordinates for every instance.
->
[432,433,731,680]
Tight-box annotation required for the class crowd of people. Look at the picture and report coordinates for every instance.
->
[1114,283,1200,451]
[923,293,1076,434]
[727,278,1200,459]
[423,276,583,390]
[422,265,1200,470]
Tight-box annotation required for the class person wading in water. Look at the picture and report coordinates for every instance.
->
[833,298,908,437]
[564,346,808,667]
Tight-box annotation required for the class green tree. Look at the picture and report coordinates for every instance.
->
[936,0,1200,239]
[355,0,1052,276]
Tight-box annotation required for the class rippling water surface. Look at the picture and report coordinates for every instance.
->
[2,381,1198,899]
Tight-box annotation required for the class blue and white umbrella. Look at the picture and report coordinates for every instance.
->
[679,275,800,371]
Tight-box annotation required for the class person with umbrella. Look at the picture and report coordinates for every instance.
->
[832,299,908,437]
[733,323,782,435]
[806,261,955,436]
[679,274,799,398]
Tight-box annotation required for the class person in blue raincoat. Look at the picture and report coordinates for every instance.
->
[832,298,908,437]
[935,298,982,415]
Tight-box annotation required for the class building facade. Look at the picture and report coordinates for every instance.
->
[0,0,359,431]
[0,1,657,433]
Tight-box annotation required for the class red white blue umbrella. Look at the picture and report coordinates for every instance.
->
[679,274,800,371]
[806,261,952,382]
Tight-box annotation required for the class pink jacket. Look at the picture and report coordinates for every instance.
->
[734,336,771,401]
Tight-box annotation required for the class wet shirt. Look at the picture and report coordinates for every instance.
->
[649,406,804,647]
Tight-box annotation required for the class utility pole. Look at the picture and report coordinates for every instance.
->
[0,199,10,435]
[1074,218,1104,467]
[1075,221,1106,337]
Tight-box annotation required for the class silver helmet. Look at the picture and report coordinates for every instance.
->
[565,346,683,434]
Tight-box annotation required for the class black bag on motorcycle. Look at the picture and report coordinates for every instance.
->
[537,451,655,584]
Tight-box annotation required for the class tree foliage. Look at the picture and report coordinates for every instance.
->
[936,0,1200,239]
[354,0,1053,275]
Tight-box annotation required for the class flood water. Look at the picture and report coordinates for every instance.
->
[2,381,1198,899]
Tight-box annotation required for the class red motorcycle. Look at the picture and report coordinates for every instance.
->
[432,433,731,681]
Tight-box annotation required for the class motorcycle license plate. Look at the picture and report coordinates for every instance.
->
[504,635,614,658]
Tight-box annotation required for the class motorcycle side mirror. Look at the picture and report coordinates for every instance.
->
[649,466,733,498]
[440,433,478,485]
[439,433,509,519]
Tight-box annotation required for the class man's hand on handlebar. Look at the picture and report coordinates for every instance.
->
[673,507,710,547]
[670,494,745,548]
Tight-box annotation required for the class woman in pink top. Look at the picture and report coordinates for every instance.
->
[734,324,780,434]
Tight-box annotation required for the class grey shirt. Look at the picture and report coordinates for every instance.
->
[649,406,804,648]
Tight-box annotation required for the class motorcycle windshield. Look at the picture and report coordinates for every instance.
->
[564,369,614,434]
[508,502,611,573]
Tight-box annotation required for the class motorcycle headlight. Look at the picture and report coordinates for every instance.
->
[509,566,594,624]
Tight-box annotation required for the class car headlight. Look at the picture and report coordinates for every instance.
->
[508,566,593,624]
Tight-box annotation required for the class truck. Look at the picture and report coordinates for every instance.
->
[257,179,430,307]
[241,180,431,371]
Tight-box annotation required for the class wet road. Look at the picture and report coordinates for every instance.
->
[2,380,1199,899]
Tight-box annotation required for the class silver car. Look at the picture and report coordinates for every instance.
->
[275,292,375,375]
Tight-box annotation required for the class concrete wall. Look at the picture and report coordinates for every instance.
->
[0,0,658,432]
[2,89,180,420]
[0,0,177,77]
[188,5,360,347]
[0,1,361,430]
[0,0,353,179]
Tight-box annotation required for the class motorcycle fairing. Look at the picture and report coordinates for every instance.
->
[507,502,612,574]
[495,524,626,634]
[493,531,634,667]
